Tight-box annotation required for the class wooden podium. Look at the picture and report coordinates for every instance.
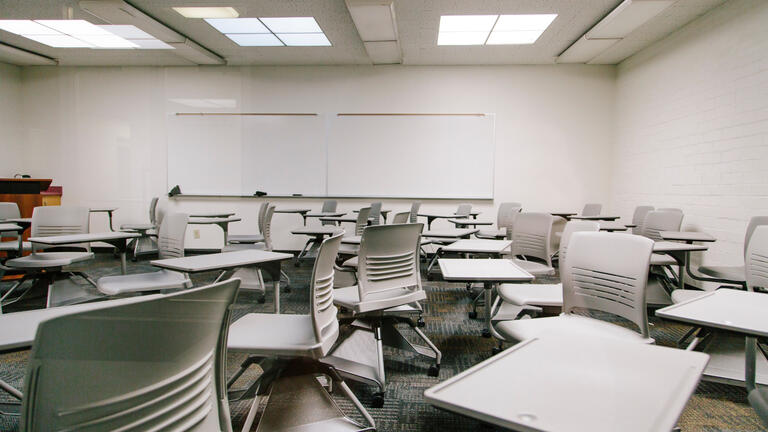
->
[0,178,55,218]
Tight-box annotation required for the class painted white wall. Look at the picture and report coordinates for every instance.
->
[0,62,22,177]
[10,64,616,250]
[612,0,768,275]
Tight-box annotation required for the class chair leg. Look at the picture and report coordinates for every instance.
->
[240,390,263,432]
[373,324,386,407]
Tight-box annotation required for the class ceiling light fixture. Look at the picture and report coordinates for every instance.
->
[204,17,331,47]
[437,14,557,46]
[172,7,239,19]
[0,19,173,49]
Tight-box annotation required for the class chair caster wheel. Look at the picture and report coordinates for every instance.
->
[283,286,291,293]
[417,318,425,327]
[257,295,266,304]
[428,365,440,377]
[482,329,491,338]
[372,393,384,408]
[468,311,478,319]
[492,347,503,355]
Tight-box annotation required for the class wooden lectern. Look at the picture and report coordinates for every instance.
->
[0,178,54,218]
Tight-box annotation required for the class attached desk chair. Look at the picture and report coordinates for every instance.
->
[228,201,269,244]
[226,234,375,432]
[0,202,31,256]
[631,205,655,235]
[507,212,556,277]
[475,202,522,239]
[120,196,160,261]
[418,203,480,229]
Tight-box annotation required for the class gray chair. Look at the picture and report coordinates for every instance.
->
[409,201,421,223]
[227,201,269,245]
[581,203,602,217]
[369,202,383,225]
[493,220,601,323]
[4,206,94,308]
[495,232,655,345]
[508,212,555,276]
[226,233,375,432]
[96,213,192,295]
[658,207,683,213]
[631,205,655,235]
[323,223,441,407]
[391,211,410,224]
[321,199,338,226]
[745,226,768,425]
[0,202,30,255]
[476,202,522,239]
[455,203,472,218]
[20,278,240,432]
[120,197,160,260]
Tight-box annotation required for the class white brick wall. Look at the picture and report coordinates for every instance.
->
[612,0,768,275]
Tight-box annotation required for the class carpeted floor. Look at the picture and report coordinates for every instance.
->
[0,251,765,431]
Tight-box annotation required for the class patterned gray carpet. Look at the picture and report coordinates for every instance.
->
[0,251,765,431]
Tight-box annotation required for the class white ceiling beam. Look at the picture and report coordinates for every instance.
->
[0,43,57,65]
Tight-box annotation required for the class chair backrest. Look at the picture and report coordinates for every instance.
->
[310,233,343,356]
[257,201,270,234]
[658,207,682,213]
[581,203,602,217]
[562,232,654,339]
[321,200,337,212]
[21,278,241,432]
[511,212,554,266]
[261,206,276,251]
[155,200,167,227]
[355,207,371,236]
[641,210,683,241]
[369,202,383,226]
[409,202,421,223]
[558,220,600,267]
[357,223,423,302]
[31,206,90,252]
[148,197,160,225]
[746,226,768,292]
[455,204,472,218]
[631,205,654,235]
[157,212,189,259]
[391,211,410,224]
[0,202,21,238]
[497,202,522,229]
[744,216,768,258]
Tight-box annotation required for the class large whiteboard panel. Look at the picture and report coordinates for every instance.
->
[327,115,494,198]
[167,114,326,196]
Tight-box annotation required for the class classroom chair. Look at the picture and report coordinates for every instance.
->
[508,212,556,276]
[745,226,768,425]
[495,232,655,345]
[120,196,160,261]
[409,201,421,223]
[227,201,269,245]
[476,202,522,239]
[321,199,339,226]
[369,202,383,225]
[455,203,472,218]
[391,211,410,224]
[226,233,375,432]
[323,223,441,407]
[0,202,30,255]
[581,203,602,216]
[97,212,192,295]
[631,205,655,235]
[20,278,240,432]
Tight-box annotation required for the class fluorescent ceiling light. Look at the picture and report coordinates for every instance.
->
[173,7,239,19]
[0,20,60,35]
[277,33,331,46]
[587,0,675,39]
[259,17,322,33]
[437,31,489,46]
[98,25,153,39]
[77,34,138,48]
[205,18,269,34]
[226,33,283,46]
[36,19,110,35]
[486,31,542,45]
[438,14,556,46]
[24,34,93,48]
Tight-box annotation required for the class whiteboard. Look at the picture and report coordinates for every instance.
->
[327,114,494,198]
[167,114,326,196]
[167,113,495,198]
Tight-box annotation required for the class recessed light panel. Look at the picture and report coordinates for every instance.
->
[260,17,322,33]
[204,17,331,47]
[226,33,283,47]
[0,20,176,49]
[277,33,331,47]
[0,20,59,35]
[205,18,269,34]
[36,20,110,35]
[24,34,93,48]
[437,14,557,46]
[173,7,239,19]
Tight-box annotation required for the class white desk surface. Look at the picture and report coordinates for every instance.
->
[341,235,432,246]
[597,221,629,232]
[189,212,236,218]
[0,295,163,352]
[448,219,494,226]
[442,239,513,254]
[3,218,31,224]
[424,334,708,432]
[89,208,117,212]
[188,216,241,224]
[291,226,345,236]
[569,215,621,221]
[274,208,311,214]
[0,223,23,232]
[151,249,292,273]
[653,241,708,253]
[422,228,479,238]
[661,231,717,243]
[439,259,533,282]
[656,289,768,338]
[304,212,346,218]
[28,232,140,245]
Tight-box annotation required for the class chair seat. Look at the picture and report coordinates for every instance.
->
[6,252,94,269]
[120,223,155,231]
[475,228,506,239]
[223,242,266,252]
[650,253,677,266]
[495,314,653,344]
[511,258,555,276]
[0,240,31,251]
[498,283,563,306]
[97,269,191,295]
[228,234,265,244]
[228,313,328,358]
[337,243,359,256]
[341,256,358,268]
[333,285,426,314]
[698,264,745,283]
[670,289,709,304]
